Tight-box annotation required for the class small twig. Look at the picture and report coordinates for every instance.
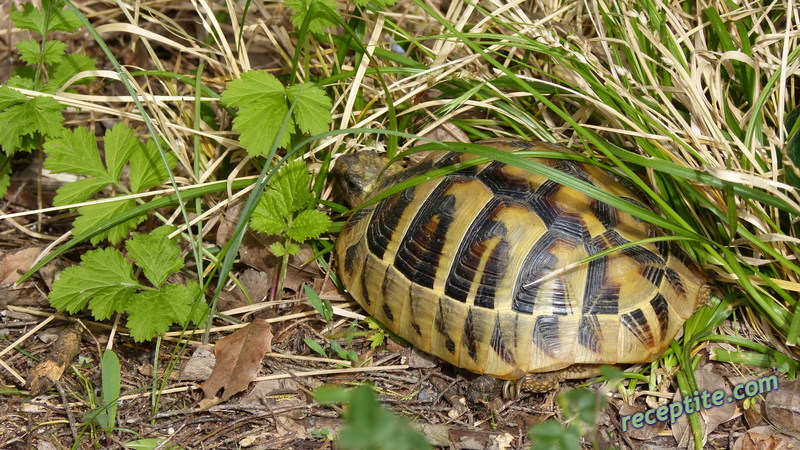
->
[56,381,79,442]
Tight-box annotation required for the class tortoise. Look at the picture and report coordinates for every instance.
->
[332,138,711,392]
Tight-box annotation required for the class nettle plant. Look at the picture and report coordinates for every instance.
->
[0,0,96,195]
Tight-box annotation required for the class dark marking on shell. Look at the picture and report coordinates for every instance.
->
[655,240,672,259]
[621,308,654,346]
[664,267,686,296]
[478,161,533,197]
[550,278,572,315]
[511,233,561,314]
[444,198,510,306]
[463,308,478,362]
[532,315,560,356]
[554,159,593,184]
[528,180,562,227]
[382,302,395,321]
[641,265,665,287]
[359,258,372,306]
[344,242,361,276]
[549,214,589,244]
[583,285,620,315]
[490,315,515,364]
[475,238,510,309]
[367,188,415,259]
[578,315,601,353]
[591,199,618,229]
[650,293,669,339]
[445,337,456,353]
[621,245,665,266]
[394,182,457,288]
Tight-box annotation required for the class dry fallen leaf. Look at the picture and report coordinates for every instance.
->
[200,319,273,401]
[672,367,738,448]
[766,377,800,438]
[27,323,83,396]
[732,425,800,450]
[0,247,40,285]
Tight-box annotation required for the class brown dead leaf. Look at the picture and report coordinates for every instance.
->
[27,323,82,396]
[618,402,668,440]
[200,319,273,401]
[732,425,800,450]
[672,366,738,448]
[0,247,40,285]
[766,377,800,438]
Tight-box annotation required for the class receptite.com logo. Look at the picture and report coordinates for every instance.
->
[622,375,778,432]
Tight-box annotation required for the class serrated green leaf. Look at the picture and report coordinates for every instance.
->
[274,159,313,212]
[0,96,65,154]
[285,242,301,255]
[286,83,332,136]
[304,338,328,358]
[129,138,178,193]
[0,155,11,198]
[221,70,285,108]
[125,283,204,342]
[74,199,147,245]
[105,123,142,184]
[16,39,67,66]
[221,71,290,154]
[268,241,287,257]
[11,3,82,35]
[286,209,331,243]
[285,0,339,34]
[49,248,137,317]
[52,176,110,206]
[44,126,106,177]
[8,70,36,90]
[252,190,290,235]
[0,86,28,109]
[45,53,97,92]
[126,226,183,287]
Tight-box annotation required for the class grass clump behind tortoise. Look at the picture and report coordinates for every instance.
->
[332,138,712,394]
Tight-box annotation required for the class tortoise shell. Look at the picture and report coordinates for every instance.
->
[333,138,710,381]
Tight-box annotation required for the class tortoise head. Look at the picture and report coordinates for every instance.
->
[332,151,401,207]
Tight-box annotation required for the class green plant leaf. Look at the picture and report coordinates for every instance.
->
[100,349,121,432]
[287,209,332,243]
[222,71,289,154]
[0,86,27,110]
[274,159,313,212]
[73,199,147,245]
[304,338,328,358]
[125,282,205,342]
[52,176,110,206]
[0,96,65,154]
[129,137,178,193]
[0,154,11,198]
[105,123,144,186]
[43,126,107,178]
[49,248,138,318]
[16,39,67,65]
[285,0,339,34]
[285,242,301,255]
[11,2,82,35]
[45,53,97,92]
[337,385,432,450]
[305,285,333,322]
[126,226,183,287]
[252,190,290,235]
[286,83,333,135]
